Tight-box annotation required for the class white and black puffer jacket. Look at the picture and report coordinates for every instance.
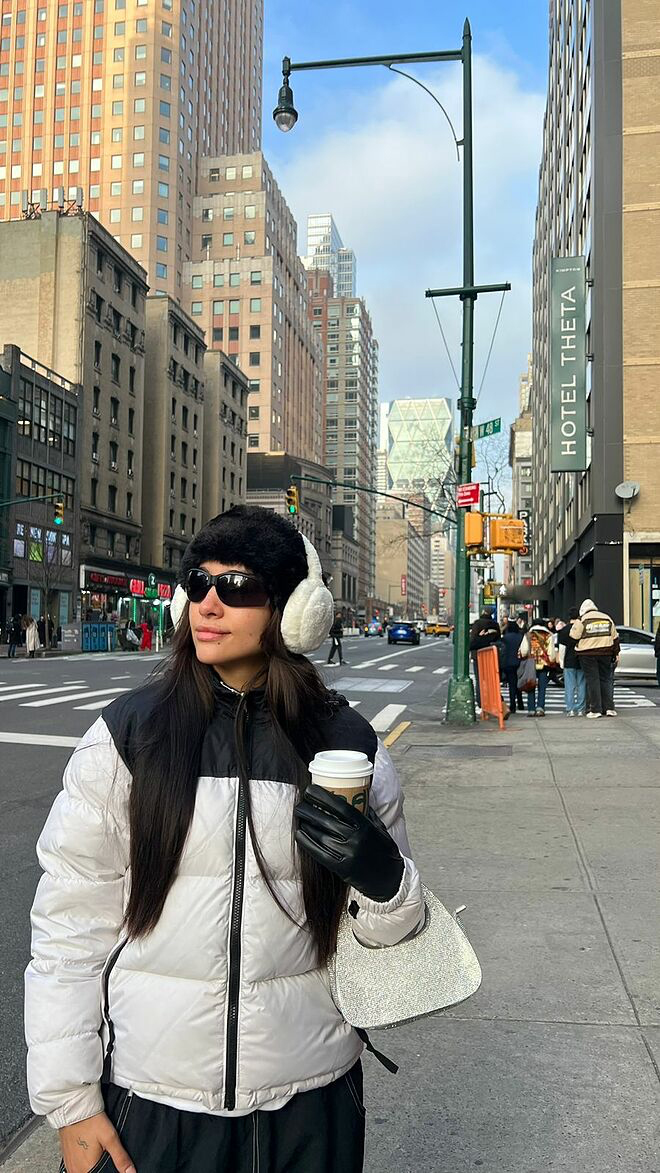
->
[25,678,424,1129]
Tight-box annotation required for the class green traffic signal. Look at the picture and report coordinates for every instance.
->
[53,499,64,526]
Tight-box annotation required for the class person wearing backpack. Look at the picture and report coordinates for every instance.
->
[569,599,620,718]
[519,617,557,717]
[501,621,525,713]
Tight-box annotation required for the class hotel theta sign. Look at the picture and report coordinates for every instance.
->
[550,256,587,472]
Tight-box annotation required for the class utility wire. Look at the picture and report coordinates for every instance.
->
[475,288,507,405]
[430,297,461,390]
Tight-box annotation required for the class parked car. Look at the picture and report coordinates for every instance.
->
[363,619,383,637]
[615,626,657,680]
[387,621,420,646]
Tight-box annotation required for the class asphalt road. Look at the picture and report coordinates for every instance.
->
[0,633,453,1150]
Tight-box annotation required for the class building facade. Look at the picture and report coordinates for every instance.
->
[142,295,206,573]
[245,451,334,578]
[302,213,356,298]
[185,153,323,465]
[375,505,426,619]
[382,397,453,510]
[0,344,79,633]
[0,0,263,297]
[306,268,379,609]
[505,357,533,593]
[0,211,150,594]
[201,349,247,522]
[532,0,660,629]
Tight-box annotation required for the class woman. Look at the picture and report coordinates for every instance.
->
[501,620,524,713]
[24,615,40,658]
[519,617,557,717]
[25,507,423,1173]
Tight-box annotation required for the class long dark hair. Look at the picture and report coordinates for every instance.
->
[122,604,347,966]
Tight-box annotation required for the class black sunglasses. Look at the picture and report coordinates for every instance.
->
[184,568,270,608]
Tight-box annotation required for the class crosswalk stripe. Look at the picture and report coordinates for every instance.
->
[406,666,424,673]
[0,685,89,703]
[21,687,131,708]
[348,700,360,709]
[378,664,396,672]
[0,682,45,695]
[433,666,450,675]
[0,731,80,748]
[371,704,407,733]
[74,697,129,711]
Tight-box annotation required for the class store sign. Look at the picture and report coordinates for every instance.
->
[130,578,146,596]
[550,256,587,471]
[400,574,407,597]
[517,508,532,557]
[88,571,128,588]
[158,583,172,599]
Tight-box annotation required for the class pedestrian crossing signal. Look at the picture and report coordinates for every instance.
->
[53,499,64,526]
[285,485,299,515]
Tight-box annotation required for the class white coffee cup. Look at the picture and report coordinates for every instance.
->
[308,750,374,814]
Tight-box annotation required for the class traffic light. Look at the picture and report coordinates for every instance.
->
[489,516,525,552]
[53,498,64,526]
[285,484,299,515]
[465,511,484,548]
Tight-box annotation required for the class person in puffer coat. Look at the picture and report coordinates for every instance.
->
[25,506,424,1173]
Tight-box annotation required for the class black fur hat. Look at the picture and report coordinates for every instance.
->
[180,505,308,612]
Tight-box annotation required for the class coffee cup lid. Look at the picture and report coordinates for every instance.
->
[308,750,374,780]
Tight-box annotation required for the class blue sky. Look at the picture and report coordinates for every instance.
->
[260,2,549,441]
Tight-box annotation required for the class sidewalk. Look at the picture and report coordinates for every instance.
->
[4,708,659,1171]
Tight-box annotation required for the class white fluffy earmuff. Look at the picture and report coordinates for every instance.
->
[169,535,334,656]
[170,583,188,630]
[280,534,335,655]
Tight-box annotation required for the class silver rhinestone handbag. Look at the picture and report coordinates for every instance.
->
[328,884,482,1029]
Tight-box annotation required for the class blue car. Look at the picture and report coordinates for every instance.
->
[387,621,420,646]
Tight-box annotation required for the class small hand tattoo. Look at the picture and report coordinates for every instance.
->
[76,1137,90,1150]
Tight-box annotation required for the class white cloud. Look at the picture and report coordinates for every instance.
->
[268,54,545,427]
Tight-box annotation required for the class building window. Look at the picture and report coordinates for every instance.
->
[249,298,261,312]
[108,484,117,512]
[156,263,167,278]
[229,299,239,314]
[191,275,203,289]
[250,271,262,285]
[244,231,256,245]
[249,325,261,339]
[249,352,260,367]
[111,353,120,383]
[191,301,202,315]
[248,435,259,448]
[223,232,233,246]
[156,235,168,251]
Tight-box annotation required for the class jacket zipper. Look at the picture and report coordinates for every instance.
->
[224,771,248,1110]
[101,937,129,1080]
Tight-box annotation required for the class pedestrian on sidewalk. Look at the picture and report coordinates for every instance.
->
[556,607,586,716]
[25,505,423,1173]
[570,598,620,718]
[139,616,154,652]
[501,620,524,713]
[519,617,557,716]
[7,613,21,658]
[24,615,40,658]
[469,610,500,708]
[327,611,348,665]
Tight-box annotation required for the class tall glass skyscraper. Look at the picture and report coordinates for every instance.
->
[302,213,357,297]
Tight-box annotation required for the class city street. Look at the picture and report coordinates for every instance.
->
[2,638,660,1170]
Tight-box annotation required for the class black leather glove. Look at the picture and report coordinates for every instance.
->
[294,783,404,903]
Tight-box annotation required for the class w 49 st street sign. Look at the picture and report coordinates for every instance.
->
[472,417,501,440]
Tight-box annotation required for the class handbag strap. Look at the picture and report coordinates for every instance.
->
[354,1027,399,1074]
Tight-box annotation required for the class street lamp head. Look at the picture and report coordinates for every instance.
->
[273,78,298,132]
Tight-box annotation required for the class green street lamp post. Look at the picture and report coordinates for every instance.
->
[274,20,510,725]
